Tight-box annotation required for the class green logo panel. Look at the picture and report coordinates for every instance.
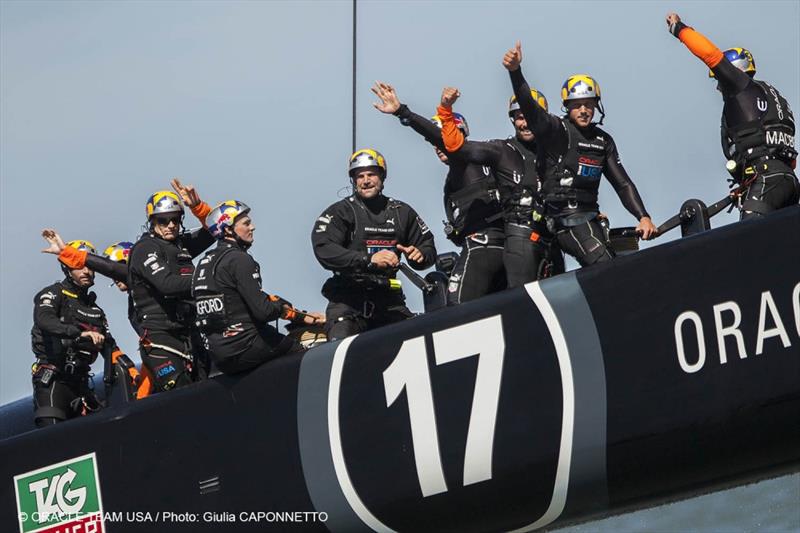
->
[14,453,104,533]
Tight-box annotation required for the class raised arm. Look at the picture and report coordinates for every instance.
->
[170,178,215,257]
[438,89,504,165]
[504,41,561,140]
[666,12,750,95]
[372,81,445,149]
[42,229,129,283]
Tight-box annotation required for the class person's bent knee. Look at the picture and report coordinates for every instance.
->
[35,417,61,427]
[582,241,614,266]
[326,315,362,341]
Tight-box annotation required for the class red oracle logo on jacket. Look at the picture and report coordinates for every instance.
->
[180,267,194,275]
[577,156,602,179]
[366,239,397,255]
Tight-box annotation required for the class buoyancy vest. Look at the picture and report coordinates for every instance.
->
[498,138,541,222]
[191,243,255,334]
[443,163,502,245]
[129,233,195,331]
[32,281,108,370]
[722,80,797,166]
[541,118,609,208]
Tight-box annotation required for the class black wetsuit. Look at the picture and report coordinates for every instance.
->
[192,240,300,374]
[31,278,117,426]
[394,104,507,303]
[509,68,651,267]
[440,109,565,284]
[128,228,214,391]
[312,194,436,340]
[712,59,798,218]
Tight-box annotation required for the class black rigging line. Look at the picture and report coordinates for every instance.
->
[351,0,357,153]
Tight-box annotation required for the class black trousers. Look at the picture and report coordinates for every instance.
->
[555,217,615,267]
[447,231,507,305]
[504,223,564,287]
[139,330,197,393]
[215,332,301,375]
[324,290,414,341]
[740,169,800,220]
[32,372,100,427]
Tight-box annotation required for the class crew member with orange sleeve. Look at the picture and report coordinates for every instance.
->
[667,12,798,219]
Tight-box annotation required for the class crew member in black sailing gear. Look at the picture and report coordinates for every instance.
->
[128,187,215,392]
[312,149,437,340]
[31,240,132,427]
[437,86,564,286]
[45,181,216,337]
[192,201,323,374]
[493,41,657,267]
[371,82,506,304]
[666,12,798,219]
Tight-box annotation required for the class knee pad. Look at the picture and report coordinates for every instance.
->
[34,406,67,425]
[35,417,61,428]
[741,198,774,217]
[581,239,614,265]
[326,315,362,341]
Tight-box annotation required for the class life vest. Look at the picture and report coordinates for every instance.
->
[541,118,609,208]
[36,282,108,370]
[129,233,195,329]
[191,243,255,334]
[722,80,796,166]
[499,138,541,222]
[332,196,404,290]
[443,163,502,245]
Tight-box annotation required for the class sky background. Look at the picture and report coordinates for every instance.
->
[1,0,798,530]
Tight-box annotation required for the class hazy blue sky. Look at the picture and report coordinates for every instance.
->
[1,1,798,530]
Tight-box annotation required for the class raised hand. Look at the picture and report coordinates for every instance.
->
[440,87,460,108]
[170,177,201,209]
[41,228,66,255]
[371,81,401,114]
[666,12,681,28]
[503,41,523,71]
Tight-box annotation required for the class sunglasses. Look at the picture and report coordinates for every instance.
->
[154,216,181,226]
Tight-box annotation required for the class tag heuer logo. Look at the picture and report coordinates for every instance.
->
[14,453,104,533]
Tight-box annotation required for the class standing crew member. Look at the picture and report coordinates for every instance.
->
[666,12,798,218]
[31,241,133,426]
[371,82,506,304]
[128,188,214,392]
[192,201,323,374]
[43,180,213,339]
[312,149,437,340]
[437,85,564,285]
[484,41,656,267]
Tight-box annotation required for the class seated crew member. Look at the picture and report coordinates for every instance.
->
[666,12,798,219]
[312,149,437,340]
[192,201,324,374]
[31,240,134,426]
[432,83,565,285]
[128,184,215,392]
[371,81,506,304]
[458,41,657,267]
